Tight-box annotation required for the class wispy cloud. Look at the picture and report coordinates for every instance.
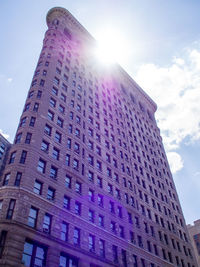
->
[135,45,200,172]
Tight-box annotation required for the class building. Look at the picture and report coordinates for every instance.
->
[0,133,11,176]
[0,6,197,267]
[187,220,200,266]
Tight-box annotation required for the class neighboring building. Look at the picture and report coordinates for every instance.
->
[0,7,197,267]
[187,220,200,266]
[0,133,11,176]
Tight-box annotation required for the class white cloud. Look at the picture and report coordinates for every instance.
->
[167,152,183,174]
[135,48,200,152]
[0,129,9,139]
[7,78,12,83]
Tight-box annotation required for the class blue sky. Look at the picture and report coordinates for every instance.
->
[1,0,200,225]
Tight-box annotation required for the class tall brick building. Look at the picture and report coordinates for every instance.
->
[0,7,197,267]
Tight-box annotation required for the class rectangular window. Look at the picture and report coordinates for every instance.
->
[14,172,22,186]
[61,222,68,241]
[0,231,7,259]
[22,240,47,267]
[15,132,22,144]
[6,199,16,219]
[99,239,105,257]
[37,158,46,173]
[75,201,81,215]
[34,180,42,195]
[88,234,95,252]
[63,196,70,210]
[28,206,38,228]
[50,165,57,179]
[29,117,36,127]
[52,147,59,160]
[47,187,55,201]
[65,175,71,188]
[20,150,27,164]
[74,228,80,246]
[44,124,52,136]
[55,131,61,143]
[112,245,118,263]
[3,173,10,186]
[43,213,52,234]
[75,181,82,194]
[25,132,32,144]
[9,151,16,164]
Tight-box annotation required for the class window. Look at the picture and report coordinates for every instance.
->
[121,249,127,267]
[96,160,102,171]
[88,189,94,202]
[110,221,116,233]
[65,154,70,166]
[57,117,63,128]
[119,225,125,238]
[20,117,26,127]
[55,131,61,143]
[75,181,82,194]
[47,187,55,201]
[108,184,113,194]
[22,240,47,267]
[6,199,16,219]
[47,110,54,121]
[14,172,22,186]
[99,239,105,257]
[63,196,70,210]
[96,146,101,155]
[50,165,57,179]
[37,90,42,99]
[43,213,52,233]
[34,180,42,195]
[52,86,58,96]
[25,132,32,144]
[41,140,49,152]
[59,253,78,267]
[117,206,122,218]
[73,159,79,170]
[9,151,16,164]
[52,147,59,160]
[3,173,10,186]
[133,255,138,267]
[28,206,38,228]
[74,143,80,153]
[75,202,81,215]
[73,228,80,246]
[29,117,36,127]
[98,194,103,207]
[0,231,7,259]
[33,102,39,112]
[20,150,27,164]
[37,158,46,173]
[112,245,118,263]
[75,128,80,138]
[97,176,102,188]
[15,132,22,144]
[88,154,94,166]
[53,77,59,86]
[65,175,71,188]
[61,222,68,241]
[89,234,95,252]
[98,215,104,227]
[44,124,52,136]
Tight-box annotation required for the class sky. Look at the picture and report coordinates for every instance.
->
[1,0,200,225]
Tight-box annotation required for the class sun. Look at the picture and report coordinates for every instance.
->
[94,28,130,65]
